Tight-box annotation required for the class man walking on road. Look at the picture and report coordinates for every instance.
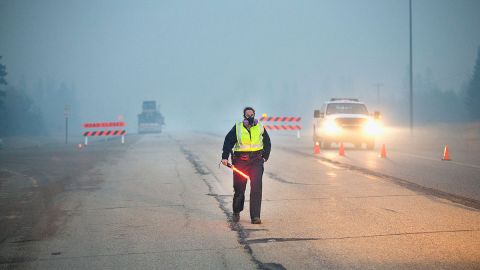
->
[221,107,271,224]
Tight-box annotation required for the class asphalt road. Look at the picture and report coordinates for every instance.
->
[1,132,479,269]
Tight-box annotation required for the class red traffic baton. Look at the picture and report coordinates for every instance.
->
[223,162,250,180]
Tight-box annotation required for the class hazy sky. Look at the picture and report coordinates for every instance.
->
[1,0,479,130]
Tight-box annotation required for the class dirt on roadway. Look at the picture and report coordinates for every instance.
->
[0,137,136,265]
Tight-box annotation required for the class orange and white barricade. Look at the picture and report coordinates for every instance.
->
[82,121,127,145]
[259,116,302,138]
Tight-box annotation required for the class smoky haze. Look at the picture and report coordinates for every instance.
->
[1,0,479,135]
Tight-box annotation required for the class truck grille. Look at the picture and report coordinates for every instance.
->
[335,118,367,128]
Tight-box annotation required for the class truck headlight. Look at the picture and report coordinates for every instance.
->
[324,120,341,134]
[363,120,381,135]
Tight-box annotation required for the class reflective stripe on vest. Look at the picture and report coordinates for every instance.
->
[234,122,264,152]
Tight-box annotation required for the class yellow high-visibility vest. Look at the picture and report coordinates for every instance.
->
[233,121,264,152]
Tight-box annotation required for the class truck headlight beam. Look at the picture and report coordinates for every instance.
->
[363,120,381,135]
[324,121,341,134]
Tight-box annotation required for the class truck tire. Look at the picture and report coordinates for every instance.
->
[366,140,375,150]
[313,126,319,143]
[321,140,331,149]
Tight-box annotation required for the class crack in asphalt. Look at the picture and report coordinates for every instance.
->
[246,228,480,244]
[178,143,286,270]
[0,247,247,265]
[265,172,329,186]
[60,204,186,212]
[381,207,399,213]
[278,146,480,211]
[174,161,194,229]
[197,132,480,210]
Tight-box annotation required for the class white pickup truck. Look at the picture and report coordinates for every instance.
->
[313,98,381,150]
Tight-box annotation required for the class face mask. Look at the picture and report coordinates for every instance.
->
[248,116,255,125]
[243,116,258,126]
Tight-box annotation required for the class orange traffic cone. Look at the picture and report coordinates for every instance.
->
[314,142,321,154]
[379,144,387,158]
[442,144,451,161]
[338,142,345,156]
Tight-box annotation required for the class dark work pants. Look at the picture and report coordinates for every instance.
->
[232,153,264,219]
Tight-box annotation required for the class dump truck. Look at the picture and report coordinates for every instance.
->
[138,101,164,134]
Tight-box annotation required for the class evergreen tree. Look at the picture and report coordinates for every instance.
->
[0,56,7,108]
[466,46,480,120]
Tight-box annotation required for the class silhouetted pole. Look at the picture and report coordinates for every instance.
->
[373,83,383,106]
[65,117,68,144]
[64,105,70,144]
[409,0,414,134]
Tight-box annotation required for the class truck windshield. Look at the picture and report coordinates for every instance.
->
[326,103,368,115]
[143,101,156,110]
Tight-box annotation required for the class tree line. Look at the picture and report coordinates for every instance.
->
[0,46,479,136]
[0,56,79,137]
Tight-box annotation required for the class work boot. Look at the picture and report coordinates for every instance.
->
[251,217,262,224]
[232,213,240,222]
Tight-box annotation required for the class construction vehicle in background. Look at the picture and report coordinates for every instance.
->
[138,101,165,134]
[313,98,381,150]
